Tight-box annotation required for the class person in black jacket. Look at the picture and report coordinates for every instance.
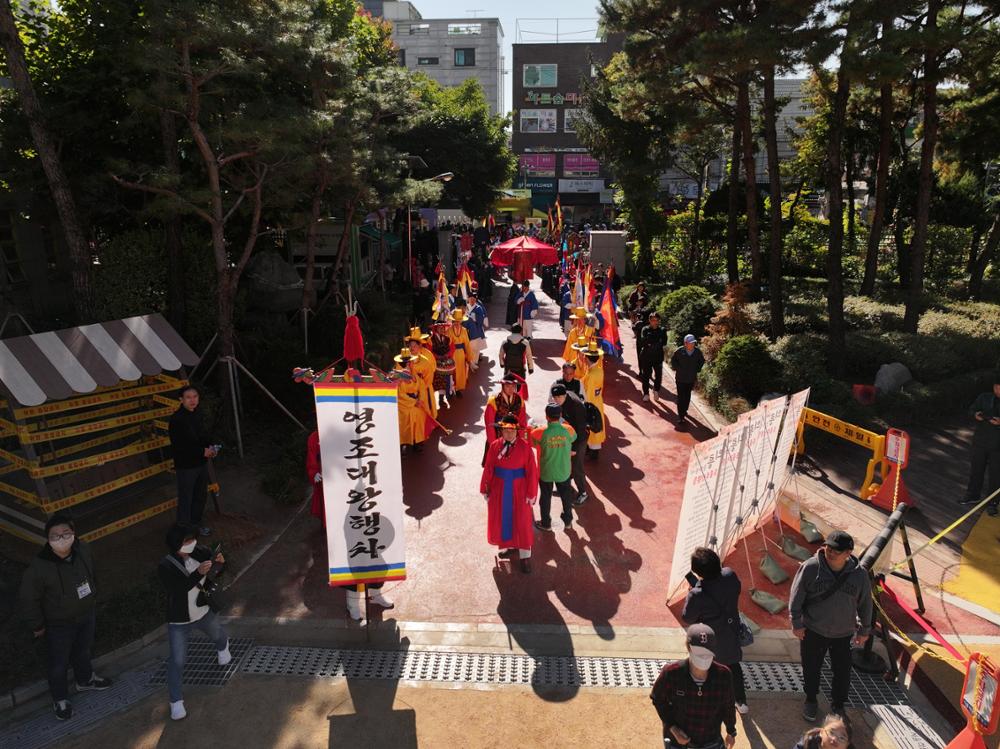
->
[168,385,218,536]
[18,512,112,720]
[670,334,706,422]
[682,547,749,714]
[158,523,229,721]
[638,312,668,403]
[551,383,590,505]
[553,361,583,398]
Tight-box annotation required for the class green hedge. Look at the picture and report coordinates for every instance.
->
[712,335,779,402]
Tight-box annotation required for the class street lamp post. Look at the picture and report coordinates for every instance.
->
[407,171,454,287]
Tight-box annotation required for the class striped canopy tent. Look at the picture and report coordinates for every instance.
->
[488,236,559,267]
[0,314,199,545]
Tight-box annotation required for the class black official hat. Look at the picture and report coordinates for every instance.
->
[499,414,519,426]
[550,383,567,396]
[824,530,855,552]
[545,403,562,419]
[501,374,518,385]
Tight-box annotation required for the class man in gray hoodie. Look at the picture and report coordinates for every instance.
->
[789,530,872,723]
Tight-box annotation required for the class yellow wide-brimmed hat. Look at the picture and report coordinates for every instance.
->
[406,326,430,342]
[573,339,604,357]
[569,306,588,320]
[451,309,466,322]
[393,347,413,364]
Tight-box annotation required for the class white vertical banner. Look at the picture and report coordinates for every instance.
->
[314,381,406,587]
[768,388,811,511]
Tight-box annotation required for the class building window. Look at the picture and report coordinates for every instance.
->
[417,56,439,65]
[454,48,475,67]
[519,109,557,134]
[448,23,481,35]
[522,63,557,88]
[407,23,430,35]
[564,154,601,177]
[0,212,24,286]
[564,109,584,133]
[397,48,406,66]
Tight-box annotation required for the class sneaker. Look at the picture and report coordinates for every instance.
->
[170,700,187,721]
[561,515,573,530]
[958,497,979,505]
[217,643,232,666]
[533,520,553,532]
[736,702,749,715]
[573,491,589,506]
[802,699,818,722]
[368,589,394,609]
[642,394,650,402]
[198,527,212,537]
[652,392,660,403]
[830,703,847,719]
[53,700,72,721]
[76,674,112,691]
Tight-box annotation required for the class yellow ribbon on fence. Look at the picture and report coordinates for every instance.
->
[9,379,186,420]
[80,498,178,542]
[0,460,174,511]
[17,404,175,444]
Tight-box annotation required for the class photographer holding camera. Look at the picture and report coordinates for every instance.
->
[158,523,230,721]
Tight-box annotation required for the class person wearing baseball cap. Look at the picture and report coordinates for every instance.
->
[530,403,578,531]
[550,382,590,506]
[651,623,737,748]
[670,333,705,424]
[790,530,873,723]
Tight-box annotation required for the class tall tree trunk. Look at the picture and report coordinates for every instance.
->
[970,211,1000,300]
[690,170,704,279]
[861,78,894,297]
[726,119,742,284]
[737,78,762,289]
[763,66,785,339]
[846,146,857,257]
[895,216,911,287]
[159,105,186,331]
[0,1,92,320]
[825,62,853,374]
[903,0,940,333]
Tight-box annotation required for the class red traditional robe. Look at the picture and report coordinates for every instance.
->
[483,393,527,448]
[480,437,539,551]
[306,430,325,526]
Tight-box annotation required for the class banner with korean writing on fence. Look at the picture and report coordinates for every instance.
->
[314,381,406,587]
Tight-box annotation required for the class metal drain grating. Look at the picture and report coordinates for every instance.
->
[0,668,158,749]
[148,636,253,687]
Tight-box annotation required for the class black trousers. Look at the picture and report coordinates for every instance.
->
[177,465,209,526]
[571,439,588,496]
[676,382,695,419]
[800,628,852,708]
[539,480,575,526]
[965,446,1000,505]
[45,611,96,702]
[639,357,663,395]
[729,661,747,705]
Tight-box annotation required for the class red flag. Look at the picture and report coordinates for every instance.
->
[547,204,554,232]
[598,273,623,360]
[555,196,563,232]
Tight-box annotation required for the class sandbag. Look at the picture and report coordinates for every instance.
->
[740,611,761,635]
[799,518,823,544]
[751,588,787,614]
[759,553,790,584]
[781,536,813,561]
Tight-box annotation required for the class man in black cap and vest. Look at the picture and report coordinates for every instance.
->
[550,383,589,506]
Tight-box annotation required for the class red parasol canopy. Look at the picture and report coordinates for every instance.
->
[489,236,559,267]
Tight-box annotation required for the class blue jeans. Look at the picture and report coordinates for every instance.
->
[45,610,96,701]
[166,611,228,702]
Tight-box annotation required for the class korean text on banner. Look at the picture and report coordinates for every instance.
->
[314,382,406,587]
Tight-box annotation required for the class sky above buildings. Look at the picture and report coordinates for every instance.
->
[406,0,602,118]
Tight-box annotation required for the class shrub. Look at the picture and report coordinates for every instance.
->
[712,334,779,402]
[843,296,904,331]
[656,285,714,324]
[668,297,718,342]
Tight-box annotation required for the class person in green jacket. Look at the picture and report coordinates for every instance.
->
[530,403,578,531]
[18,512,112,720]
[960,376,1000,516]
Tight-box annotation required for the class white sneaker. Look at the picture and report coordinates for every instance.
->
[368,589,395,609]
[345,590,365,622]
[737,702,749,715]
[217,643,232,666]
[170,700,187,721]
[652,392,660,403]
[642,394,650,402]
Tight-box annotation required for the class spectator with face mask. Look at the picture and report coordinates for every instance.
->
[18,512,112,720]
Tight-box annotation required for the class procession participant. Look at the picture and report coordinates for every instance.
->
[562,306,592,361]
[481,414,539,573]
[575,340,606,460]
[505,283,520,326]
[447,309,473,396]
[550,383,590,505]
[531,403,577,531]
[559,279,572,333]
[430,323,456,409]
[393,349,431,453]
[670,334,706,422]
[499,324,534,380]
[638,312,668,403]
[405,334,437,418]
[483,373,528,463]
[464,292,488,369]
[554,361,583,398]
[305,429,325,526]
[627,281,648,318]
[516,280,540,340]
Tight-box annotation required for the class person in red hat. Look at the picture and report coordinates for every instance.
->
[480,413,539,573]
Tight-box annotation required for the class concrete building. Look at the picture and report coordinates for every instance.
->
[368,2,505,116]
[511,40,620,224]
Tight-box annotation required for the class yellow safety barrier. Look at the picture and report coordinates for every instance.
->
[40,461,174,513]
[28,437,169,479]
[796,407,888,500]
[81,498,177,542]
[40,426,144,463]
[17,404,175,444]
[9,379,186,420]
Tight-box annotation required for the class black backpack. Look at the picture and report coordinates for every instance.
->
[584,401,603,433]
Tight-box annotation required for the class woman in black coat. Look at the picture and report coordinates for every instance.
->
[681,546,749,713]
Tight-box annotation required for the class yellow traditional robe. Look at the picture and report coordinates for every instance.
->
[582,359,606,447]
[446,324,472,392]
[410,352,437,418]
[396,372,429,446]
[562,322,593,362]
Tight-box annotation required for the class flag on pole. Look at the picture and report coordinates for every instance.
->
[555,196,563,233]
[547,204,555,233]
[431,272,450,321]
[583,264,594,309]
[572,268,584,309]
[598,271,624,361]
[456,264,474,299]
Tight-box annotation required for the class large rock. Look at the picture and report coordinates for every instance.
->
[874,362,912,395]
[244,251,304,312]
